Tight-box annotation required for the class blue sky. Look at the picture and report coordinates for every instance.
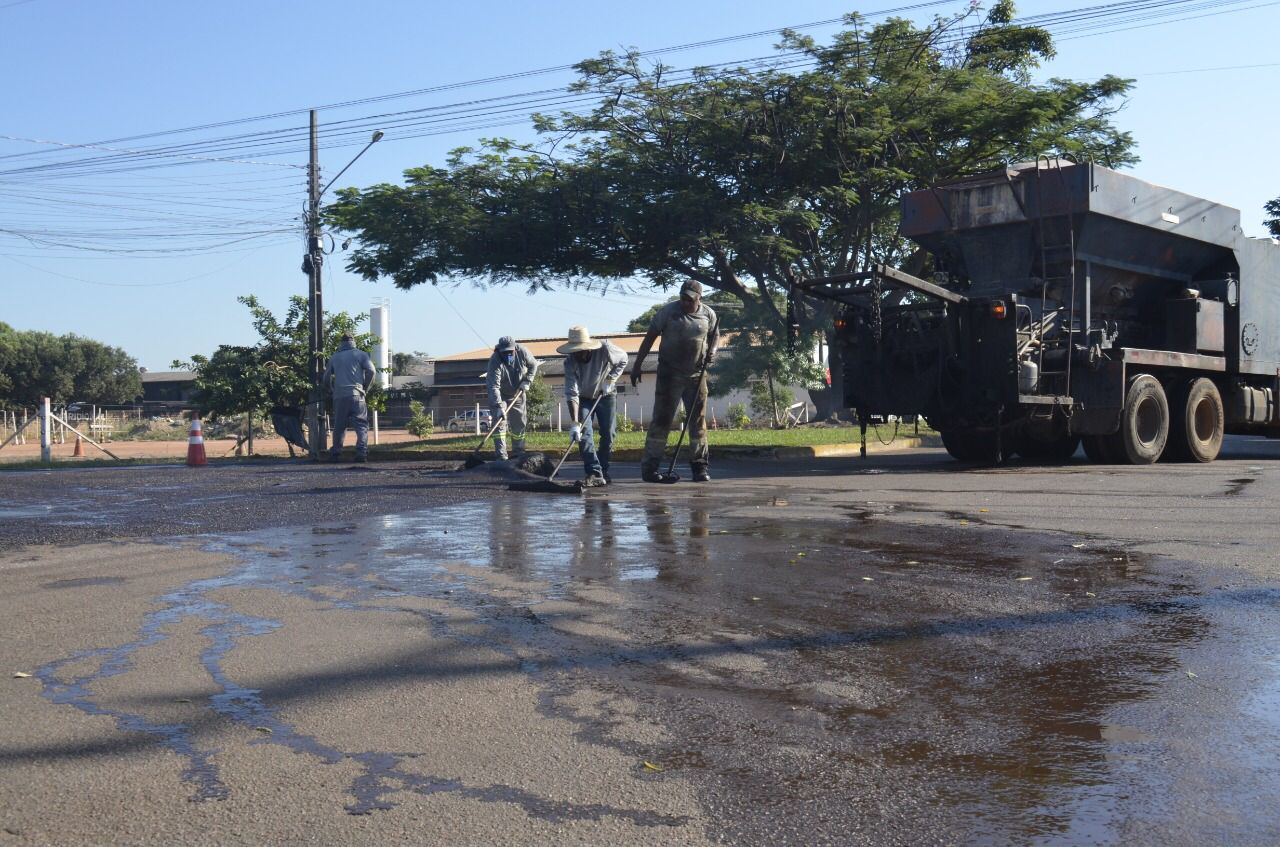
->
[2,0,1277,369]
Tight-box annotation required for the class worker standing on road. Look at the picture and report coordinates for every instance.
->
[630,280,720,482]
[487,336,540,460]
[559,326,629,487]
[323,333,376,463]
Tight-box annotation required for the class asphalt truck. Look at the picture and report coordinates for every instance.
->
[796,160,1280,464]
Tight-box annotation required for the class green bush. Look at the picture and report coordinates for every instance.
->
[750,380,795,425]
[616,411,635,433]
[406,400,433,437]
[726,402,750,429]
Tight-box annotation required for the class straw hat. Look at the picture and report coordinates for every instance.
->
[556,326,603,354]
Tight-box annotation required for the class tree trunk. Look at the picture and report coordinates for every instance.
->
[807,331,846,421]
[766,368,782,428]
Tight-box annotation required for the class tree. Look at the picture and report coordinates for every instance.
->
[525,371,552,426]
[174,295,382,420]
[327,1,1135,416]
[1266,197,1280,239]
[0,322,141,408]
[392,350,430,376]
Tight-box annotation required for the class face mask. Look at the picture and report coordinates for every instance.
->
[504,352,514,365]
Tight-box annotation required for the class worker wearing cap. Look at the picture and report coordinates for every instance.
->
[559,326,629,487]
[323,333,376,462]
[630,280,720,482]
[486,335,540,460]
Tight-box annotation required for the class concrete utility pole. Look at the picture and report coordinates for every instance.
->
[306,110,325,460]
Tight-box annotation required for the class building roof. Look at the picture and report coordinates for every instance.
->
[140,370,196,383]
[435,332,655,362]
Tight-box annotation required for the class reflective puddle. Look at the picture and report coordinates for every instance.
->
[27,491,1280,842]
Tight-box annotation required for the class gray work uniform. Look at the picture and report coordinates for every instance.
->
[642,301,719,470]
[486,339,540,459]
[563,341,628,407]
[323,338,376,457]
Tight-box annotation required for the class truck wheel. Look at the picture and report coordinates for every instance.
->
[1016,434,1081,463]
[941,429,1002,463]
[1168,378,1224,463]
[1117,374,1169,464]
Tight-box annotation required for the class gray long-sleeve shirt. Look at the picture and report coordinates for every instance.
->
[486,339,540,406]
[323,338,376,398]
[563,341,628,405]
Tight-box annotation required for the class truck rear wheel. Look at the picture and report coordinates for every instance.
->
[941,428,1000,463]
[1168,377,1223,463]
[1016,434,1081,463]
[1116,374,1169,465]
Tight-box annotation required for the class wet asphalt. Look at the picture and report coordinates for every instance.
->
[1,440,1279,845]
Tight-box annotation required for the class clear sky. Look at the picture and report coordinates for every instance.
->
[2,0,1277,369]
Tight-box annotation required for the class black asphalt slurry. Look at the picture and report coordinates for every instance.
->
[5,459,1280,844]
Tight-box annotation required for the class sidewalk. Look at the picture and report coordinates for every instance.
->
[0,429,423,464]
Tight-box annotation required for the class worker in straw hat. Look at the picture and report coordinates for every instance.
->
[486,335,540,460]
[559,326,628,487]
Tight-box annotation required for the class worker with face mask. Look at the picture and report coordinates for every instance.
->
[559,326,629,487]
[486,336,540,459]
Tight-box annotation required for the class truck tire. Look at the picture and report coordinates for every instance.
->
[941,429,1002,463]
[1116,374,1169,464]
[1168,377,1224,463]
[1016,434,1081,463]
[1081,435,1115,464]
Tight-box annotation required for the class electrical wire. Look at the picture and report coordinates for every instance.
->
[0,0,1271,259]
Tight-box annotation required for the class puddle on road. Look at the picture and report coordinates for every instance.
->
[26,492,1280,842]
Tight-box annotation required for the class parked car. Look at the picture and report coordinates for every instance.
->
[446,408,493,432]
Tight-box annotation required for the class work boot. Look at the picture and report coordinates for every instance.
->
[691,463,711,483]
[581,474,607,488]
[641,461,664,483]
[354,453,367,463]
[327,450,342,463]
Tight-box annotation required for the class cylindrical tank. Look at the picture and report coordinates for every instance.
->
[370,302,390,389]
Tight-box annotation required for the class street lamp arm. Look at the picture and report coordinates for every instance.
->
[318,130,385,201]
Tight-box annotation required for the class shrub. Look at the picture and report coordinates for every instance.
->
[726,402,750,429]
[750,380,795,426]
[616,411,635,433]
[406,400,433,437]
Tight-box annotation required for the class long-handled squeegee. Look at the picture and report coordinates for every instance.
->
[460,391,523,470]
[509,371,610,494]
[652,357,710,483]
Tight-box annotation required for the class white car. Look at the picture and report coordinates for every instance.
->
[446,408,494,432]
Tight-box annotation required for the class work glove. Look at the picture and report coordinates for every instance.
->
[630,368,642,388]
[569,425,582,444]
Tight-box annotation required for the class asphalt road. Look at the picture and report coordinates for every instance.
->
[2,438,1278,845]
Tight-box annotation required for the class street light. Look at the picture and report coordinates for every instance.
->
[304,116,384,460]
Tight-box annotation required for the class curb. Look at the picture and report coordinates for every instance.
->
[372,435,941,463]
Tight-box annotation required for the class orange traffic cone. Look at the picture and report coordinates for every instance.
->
[73,435,85,457]
[187,414,208,466]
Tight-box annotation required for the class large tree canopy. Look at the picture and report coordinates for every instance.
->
[174,295,382,420]
[327,1,1135,410]
[0,322,141,407]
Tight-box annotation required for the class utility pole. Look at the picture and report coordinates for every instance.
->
[306,109,325,460]
[302,114,383,460]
